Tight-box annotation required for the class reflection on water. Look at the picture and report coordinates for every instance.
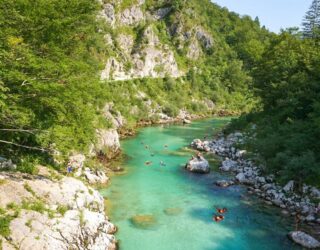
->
[100,118,300,250]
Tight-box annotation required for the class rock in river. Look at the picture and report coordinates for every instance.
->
[185,156,210,174]
[288,231,320,249]
[163,207,183,216]
[130,215,157,229]
[215,180,235,188]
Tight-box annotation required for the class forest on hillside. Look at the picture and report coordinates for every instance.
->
[0,0,319,186]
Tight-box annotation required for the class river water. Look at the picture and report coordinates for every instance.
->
[100,118,300,250]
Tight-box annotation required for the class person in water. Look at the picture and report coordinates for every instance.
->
[164,144,168,148]
[213,215,224,222]
[216,207,228,214]
[160,161,166,167]
[145,161,152,166]
[196,152,202,160]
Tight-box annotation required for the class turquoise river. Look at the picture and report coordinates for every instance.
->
[100,118,300,250]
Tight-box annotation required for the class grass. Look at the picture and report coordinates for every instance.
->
[79,210,85,227]
[23,183,36,196]
[57,205,68,216]
[25,219,32,229]
[21,200,47,214]
[6,202,19,210]
[0,216,11,237]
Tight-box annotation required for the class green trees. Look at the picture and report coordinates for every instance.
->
[230,29,320,186]
[0,0,108,163]
[302,0,320,39]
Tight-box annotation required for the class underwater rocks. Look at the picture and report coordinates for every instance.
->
[130,215,157,229]
[215,180,234,188]
[163,207,183,216]
[288,231,320,249]
[185,156,210,174]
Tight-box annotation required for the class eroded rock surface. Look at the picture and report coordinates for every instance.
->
[0,170,116,250]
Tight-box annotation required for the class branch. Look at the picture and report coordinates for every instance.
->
[0,140,49,152]
[0,129,39,134]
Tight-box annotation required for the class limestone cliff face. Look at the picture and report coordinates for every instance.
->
[0,169,116,250]
[99,0,213,81]
[95,0,216,157]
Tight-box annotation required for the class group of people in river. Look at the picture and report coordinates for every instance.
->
[141,141,168,167]
[213,207,228,222]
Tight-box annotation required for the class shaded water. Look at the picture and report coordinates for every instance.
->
[100,119,300,250]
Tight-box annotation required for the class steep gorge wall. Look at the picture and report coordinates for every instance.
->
[99,0,214,81]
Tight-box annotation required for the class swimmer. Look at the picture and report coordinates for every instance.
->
[145,161,152,166]
[151,153,155,157]
[160,161,166,167]
[196,152,202,160]
[145,145,149,149]
[164,144,168,148]
[213,215,224,222]
[216,208,228,214]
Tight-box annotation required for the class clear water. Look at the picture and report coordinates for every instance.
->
[100,119,300,250]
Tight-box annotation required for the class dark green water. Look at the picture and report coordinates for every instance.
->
[100,118,300,250]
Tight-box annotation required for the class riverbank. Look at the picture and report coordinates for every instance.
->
[191,132,320,248]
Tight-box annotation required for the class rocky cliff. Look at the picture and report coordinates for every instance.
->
[0,168,116,250]
[99,0,213,81]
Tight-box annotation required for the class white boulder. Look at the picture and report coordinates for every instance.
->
[283,180,295,193]
[288,231,320,249]
[185,157,210,174]
[220,159,238,172]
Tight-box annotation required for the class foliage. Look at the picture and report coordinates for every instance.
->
[302,0,320,39]
[0,0,108,165]
[229,31,320,186]
[0,217,11,237]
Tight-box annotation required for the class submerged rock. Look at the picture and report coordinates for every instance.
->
[130,215,157,229]
[215,180,234,188]
[288,231,320,249]
[163,207,183,216]
[185,157,210,174]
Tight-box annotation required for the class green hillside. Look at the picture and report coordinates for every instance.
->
[2,0,319,186]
